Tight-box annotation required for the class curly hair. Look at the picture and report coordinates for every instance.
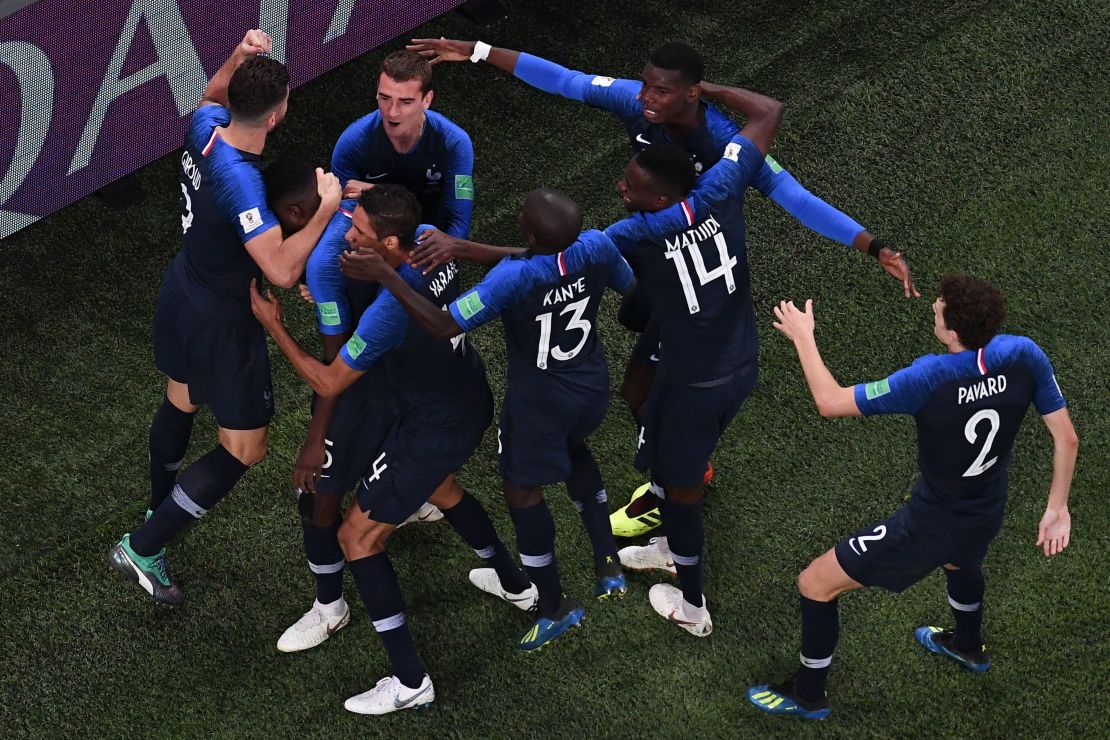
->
[358,184,421,245]
[939,274,1006,349]
[227,56,289,123]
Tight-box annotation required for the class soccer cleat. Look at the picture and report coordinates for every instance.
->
[107,534,185,606]
[648,583,713,637]
[609,483,663,537]
[276,598,351,653]
[519,596,586,652]
[746,678,831,720]
[398,502,444,528]
[594,556,627,599]
[468,568,539,612]
[915,626,992,672]
[618,537,677,575]
[343,674,435,715]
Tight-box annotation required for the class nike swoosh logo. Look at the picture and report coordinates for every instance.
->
[326,621,341,636]
[506,592,533,603]
[365,172,389,180]
[668,610,700,625]
[649,353,660,362]
[635,134,651,145]
[395,683,431,708]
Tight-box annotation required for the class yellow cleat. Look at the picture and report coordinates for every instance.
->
[609,483,663,538]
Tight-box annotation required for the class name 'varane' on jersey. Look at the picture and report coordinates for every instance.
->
[177,104,280,316]
[855,335,1067,525]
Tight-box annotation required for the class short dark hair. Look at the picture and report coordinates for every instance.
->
[358,185,421,245]
[634,144,696,198]
[228,56,289,123]
[262,156,316,209]
[939,274,1006,350]
[381,50,433,93]
[648,42,704,85]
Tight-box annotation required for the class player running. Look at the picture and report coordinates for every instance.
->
[341,188,635,651]
[746,276,1077,720]
[332,50,474,237]
[407,37,917,537]
[251,185,534,715]
[108,30,342,605]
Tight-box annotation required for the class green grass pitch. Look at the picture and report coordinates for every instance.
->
[1,0,1107,736]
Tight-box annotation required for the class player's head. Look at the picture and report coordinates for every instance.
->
[934,274,1006,351]
[263,156,321,235]
[618,143,696,212]
[227,56,290,131]
[346,184,421,266]
[518,188,583,253]
[378,50,434,134]
[640,42,704,123]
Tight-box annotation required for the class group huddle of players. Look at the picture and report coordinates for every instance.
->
[106,29,1079,719]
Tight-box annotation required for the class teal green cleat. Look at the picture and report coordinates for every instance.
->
[107,534,185,606]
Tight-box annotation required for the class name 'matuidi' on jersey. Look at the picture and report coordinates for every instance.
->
[339,259,487,425]
[176,104,279,317]
[855,334,1067,525]
[331,110,474,238]
[448,230,635,396]
[605,136,764,385]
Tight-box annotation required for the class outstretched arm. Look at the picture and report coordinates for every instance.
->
[201,29,272,108]
[772,299,861,417]
[407,230,525,274]
[1036,407,1078,556]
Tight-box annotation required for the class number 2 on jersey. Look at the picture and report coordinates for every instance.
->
[962,408,1000,477]
[665,232,737,314]
[535,297,591,369]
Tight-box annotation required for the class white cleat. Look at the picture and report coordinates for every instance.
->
[344,674,435,715]
[276,598,350,653]
[399,502,444,528]
[648,583,713,637]
[618,536,677,575]
[467,568,539,612]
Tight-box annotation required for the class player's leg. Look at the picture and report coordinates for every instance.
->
[338,504,434,715]
[644,483,712,636]
[914,563,991,672]
[565,440,625,598]
[148,379,198,513]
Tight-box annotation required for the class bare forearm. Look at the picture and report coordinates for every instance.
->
[270,208,334,287]
[202,49,249,107]
[378,270,461,339]
[1046,438,1078,510]
[460,239,525,266]
[486,46,522,74]
[700,81,783,154]
[268,323,336,397]
[304,334,345,441]
[794,336,848,416]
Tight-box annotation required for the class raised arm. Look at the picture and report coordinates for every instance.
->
[698,81,783,155]
[772,299,860,417]
[201,29,272,108]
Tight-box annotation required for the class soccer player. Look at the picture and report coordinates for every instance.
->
[340,188,636,651]
[745,277,1077,720]
[407,37,917,537]
[250,184,535,715]
[331,50,474,237]
[107,30,342,605]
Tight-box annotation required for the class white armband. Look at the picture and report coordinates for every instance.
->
[470,41,492,63]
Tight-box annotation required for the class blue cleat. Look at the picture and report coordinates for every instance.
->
[746,679,830,720]
[519,597,585,652]
[915,626,991,672]
[595,557,627,599]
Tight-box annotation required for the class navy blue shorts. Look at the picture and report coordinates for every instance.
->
[153,270,273,430]
[315,370,397,496]
[634,362,757,487]
[834,500,1003,593]
[498,381,609,488]
[631,317,662,366]
[356,391,494,525]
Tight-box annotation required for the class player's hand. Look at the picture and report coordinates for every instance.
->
[408,230,460,273]
[878,247,920,298]
[238,29,272,57]
[297,283,315,305]
[342,180,373,199]
[407,37,475,65]
[1036,506,1071,556]
[292,436,326,494]
[339,248,391,283]
[772,299,816,342]
[249,278,283,329]
[317,168,342,213]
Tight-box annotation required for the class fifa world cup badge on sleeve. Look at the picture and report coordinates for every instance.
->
[723,142,742,162]
[239,207,264,234]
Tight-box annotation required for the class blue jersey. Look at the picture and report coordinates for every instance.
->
[305,199,380,336]
[449,230,634,395]
[512,53,865,246]
[855,335,1067,525]
[331,110,474,238]
[175,104,280,317]
[339,260,487,425]
[606,136,764,384]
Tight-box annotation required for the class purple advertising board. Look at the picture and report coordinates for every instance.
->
[0,0,466,238]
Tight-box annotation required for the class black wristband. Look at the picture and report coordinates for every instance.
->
[868,238,887,258]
